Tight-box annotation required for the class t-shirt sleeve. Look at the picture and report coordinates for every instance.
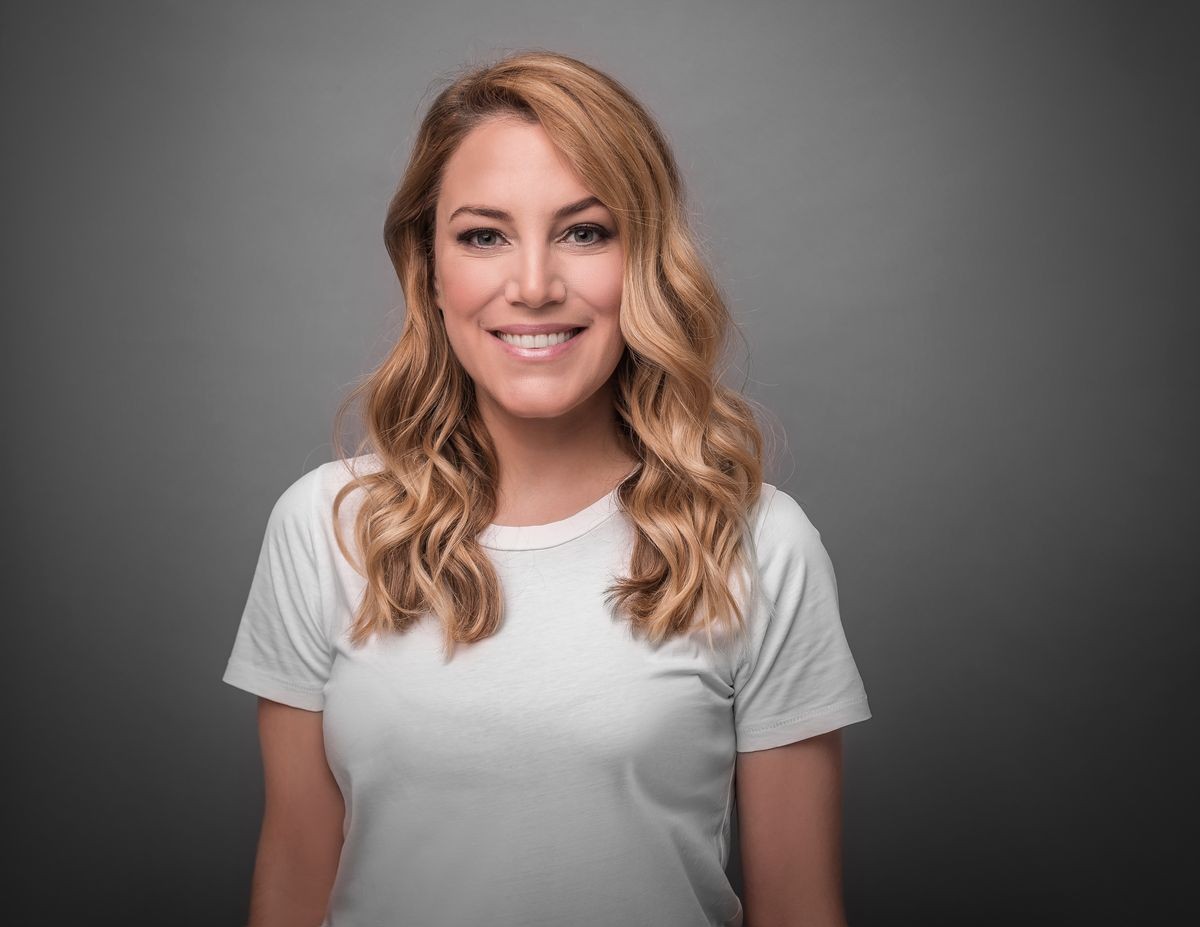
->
[221,466,333,711]
[733,485,872,752]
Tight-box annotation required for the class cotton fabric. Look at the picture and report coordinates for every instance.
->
[222,455,871,926]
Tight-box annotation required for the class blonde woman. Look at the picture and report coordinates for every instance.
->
[222,49,872,927]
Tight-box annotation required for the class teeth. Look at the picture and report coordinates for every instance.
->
[496,328,581,348]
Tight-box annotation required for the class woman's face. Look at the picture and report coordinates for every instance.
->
[432,116,626,424]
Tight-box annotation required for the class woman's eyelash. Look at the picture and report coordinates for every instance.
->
[456,223,613,249]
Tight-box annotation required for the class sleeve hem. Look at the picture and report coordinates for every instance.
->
[221,660,326,711]
[736,696,871,753]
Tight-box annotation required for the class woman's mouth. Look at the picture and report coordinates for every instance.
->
[490,327,586,360]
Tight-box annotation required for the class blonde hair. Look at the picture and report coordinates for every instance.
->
[331,49,769,661]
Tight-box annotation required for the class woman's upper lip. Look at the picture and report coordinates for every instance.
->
[487,323,586,335]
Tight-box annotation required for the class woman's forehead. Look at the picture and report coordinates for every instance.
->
[438,121,596,217]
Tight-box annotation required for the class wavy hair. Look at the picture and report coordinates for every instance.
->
[330,49,770,661]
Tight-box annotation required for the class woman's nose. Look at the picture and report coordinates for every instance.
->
[506,245,567,308]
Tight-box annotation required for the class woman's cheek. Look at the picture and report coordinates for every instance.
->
[575,253,625,314]
[440,260,494,312]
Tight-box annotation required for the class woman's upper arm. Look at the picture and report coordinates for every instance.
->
[257,697,344,830]
[735,729,847,927]
[247,698,345,926]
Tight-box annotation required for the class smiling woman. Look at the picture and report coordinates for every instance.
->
[221,48,871,927]
[433,116,627,427]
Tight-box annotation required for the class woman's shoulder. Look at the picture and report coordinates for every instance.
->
[266,453,384,530]
[749,481,826,560]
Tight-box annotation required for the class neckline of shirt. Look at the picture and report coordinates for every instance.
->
[478,486,621,551]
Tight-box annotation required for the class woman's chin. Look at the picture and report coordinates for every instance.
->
[479,388,589,421]
[499,401,584,421]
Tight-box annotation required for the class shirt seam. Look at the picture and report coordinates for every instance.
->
[224,657,327,696]
[738,695,870,735]
[733,484,779,680]
[306,463,337,652]
[478,508,620,552]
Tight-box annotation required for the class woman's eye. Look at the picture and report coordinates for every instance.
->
[566,224,611,246]
[459,229,504,248]
[456,224,612,250]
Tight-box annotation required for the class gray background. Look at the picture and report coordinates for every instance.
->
[5,1,1196,924]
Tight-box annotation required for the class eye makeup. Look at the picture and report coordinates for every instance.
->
[455,223,615,250]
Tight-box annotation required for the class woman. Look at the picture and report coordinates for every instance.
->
[222,49,871,927]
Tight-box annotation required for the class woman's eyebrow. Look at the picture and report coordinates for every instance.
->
[448,195,604,224]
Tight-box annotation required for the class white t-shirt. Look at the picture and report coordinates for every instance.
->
[222,455,871,927]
